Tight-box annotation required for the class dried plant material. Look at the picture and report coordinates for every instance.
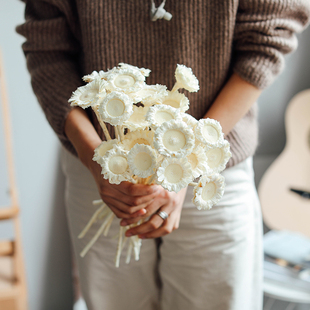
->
[187,145,209,178]
[205,140,232,173]
[182,113,198,130]
[154,120,195,158]
[98,91,133,126]
[121,130,155,151]
[106,67,145,93]
[159,91,190,112]
[69,79,107,108]
[101,146,131,184]
[172,64,199,93]
[156,157,193,192]
[195,118,224,147]
[118,63,151,77]
[123,105,149,131]
[193,174,225,210]
[93,139,119,165]
[146,105,181,129]
[137,84,168,105]
[128,144,157,178]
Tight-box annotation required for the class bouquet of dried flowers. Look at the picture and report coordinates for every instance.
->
[69,63,231,267]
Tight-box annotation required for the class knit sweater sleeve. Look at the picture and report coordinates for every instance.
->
[233,0,310,89]
[16,0,82,156]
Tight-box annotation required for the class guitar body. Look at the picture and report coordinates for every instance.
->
[258,89,310,238]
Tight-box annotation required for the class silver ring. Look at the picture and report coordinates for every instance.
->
[156,210,168,221]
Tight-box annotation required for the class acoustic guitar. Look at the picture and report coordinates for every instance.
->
[258,89,310,238]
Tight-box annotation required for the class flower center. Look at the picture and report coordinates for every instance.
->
[164,164,183,183]
[106,99,125,117]
[114,74,136,88]
[108,156,128,174]
[134,152,152,171]
[154,111,174,125]
[163,129,186,151]
[202,125,219,143]
[202,182,216,201]
[206,148,223,168]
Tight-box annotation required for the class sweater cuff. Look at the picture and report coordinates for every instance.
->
[232,51,285,89]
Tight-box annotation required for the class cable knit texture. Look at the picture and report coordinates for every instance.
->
[16,0,310,168]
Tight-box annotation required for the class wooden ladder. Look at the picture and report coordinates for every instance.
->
[0,48,28,310]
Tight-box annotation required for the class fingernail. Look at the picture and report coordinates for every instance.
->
[120,219,127,226]
[125,232,132,237]
[139,235,146,239]
[139,209,146,215]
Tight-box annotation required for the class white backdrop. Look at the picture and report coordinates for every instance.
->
[0,1,310,310]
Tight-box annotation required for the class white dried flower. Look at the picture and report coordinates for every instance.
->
[193,174,225,210]
[101,145,131,184]
[127,144,157,178]
[121,130,154,151]
[82,71,99,83]
[118,63,151,77]
[145,105,182,130]
[182,113,198,130]
[187,145,209,178]
[205,140,232,173]
[195,118,224,148]
[139,84,169,106]
[173,64,199,93]
[98,91,133,126]
[154,120,195,158]
[156,157,193,192]
[93,139,118,165]
[69,79,107,108]
[159,91,190,112]
[106,67,145,93]
[123,105,149,131]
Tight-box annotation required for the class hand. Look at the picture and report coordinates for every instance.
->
[88,158,161,219]
[64,107,160,219]
[120,187,188,239]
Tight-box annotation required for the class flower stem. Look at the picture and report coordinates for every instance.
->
[93,106,111,140]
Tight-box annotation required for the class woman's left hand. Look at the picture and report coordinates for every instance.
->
[120,187,188,239]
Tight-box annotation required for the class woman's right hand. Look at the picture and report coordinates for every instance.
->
[65,107,159,219]
[88,158,161,219]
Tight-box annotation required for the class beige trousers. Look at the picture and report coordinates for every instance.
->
[61,148,263,310]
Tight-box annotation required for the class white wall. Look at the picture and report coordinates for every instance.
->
[0,1,73,309]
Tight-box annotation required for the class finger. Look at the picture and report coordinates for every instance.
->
[102,196,148,215]
[120,198,163,226]
[125,209,167,237]
[118,182,161,197]
[139,212,180,239]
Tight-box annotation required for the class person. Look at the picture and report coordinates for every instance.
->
[16,1,310,309]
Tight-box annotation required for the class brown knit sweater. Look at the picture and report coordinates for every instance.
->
[16,0,310,168]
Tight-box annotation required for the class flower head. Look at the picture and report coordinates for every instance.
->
[69,79,107,108]
[173,64,199,93]
[121,130,154,151]
[145,105,181,130]
[101,145,131,184]
[128,144,157,178]
[154,120,195,158]
[159,91,190,112]
[98,91,133,126]
[156,158,193,192]
[106,67,145,94]
[195,118,224,148]
[123,105,149,131]
[193,174,225,210]
[187,145,209,178]
[93,139,118,165]
[205,140,231,173]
